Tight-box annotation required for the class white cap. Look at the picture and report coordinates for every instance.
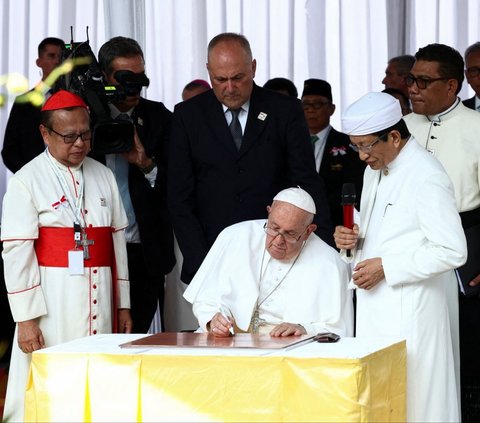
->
[342,92,402,136]
[273,186,316,214]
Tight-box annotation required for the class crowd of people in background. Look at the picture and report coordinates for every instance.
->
[1,31,480,422]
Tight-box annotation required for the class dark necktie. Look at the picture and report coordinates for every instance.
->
[310,135,319,149]
[228,108,243,150]
[116,113,132,122]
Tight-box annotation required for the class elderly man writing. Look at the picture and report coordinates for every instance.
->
[1,90,131,422]
[334,92,466,422]
[184,187,353,338]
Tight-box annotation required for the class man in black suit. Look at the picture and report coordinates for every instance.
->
[2,37,64,173]
[96,36,175,332]
[463,42,480,111]
[168,32,333,284]
[301,79,366,226]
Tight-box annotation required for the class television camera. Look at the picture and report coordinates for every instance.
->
[54,28,149,154]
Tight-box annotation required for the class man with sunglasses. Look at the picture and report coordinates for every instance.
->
[1,90,132,421]
[403,43,480,422]
[335,92,466,422]
[184,187,353,338]
[95,36,175,333]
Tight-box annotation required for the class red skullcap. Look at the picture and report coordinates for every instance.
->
[41,90,88,112]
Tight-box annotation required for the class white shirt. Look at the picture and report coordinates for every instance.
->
[223,100,250,134]
[312,125,331,172]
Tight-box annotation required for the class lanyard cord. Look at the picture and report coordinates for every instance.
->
[45,148,84,225]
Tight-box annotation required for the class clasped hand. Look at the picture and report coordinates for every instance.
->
[334,224,384,290]
[352,258,385,290]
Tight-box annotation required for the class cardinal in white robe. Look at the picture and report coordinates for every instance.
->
[334,92,467,422]
[1,90,131,422]
[184,187,353,338]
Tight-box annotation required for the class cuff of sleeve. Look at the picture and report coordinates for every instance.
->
[340,249,355,263]
[8,284,47,322]
[117,279,130,309]
[139,159,156,174]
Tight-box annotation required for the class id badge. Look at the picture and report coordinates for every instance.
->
[68,250,84,275]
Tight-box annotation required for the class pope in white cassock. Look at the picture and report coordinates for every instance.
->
[1,90,132,422]
[334,92,467,423]
[184,186,353,338]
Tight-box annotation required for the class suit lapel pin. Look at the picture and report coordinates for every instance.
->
[257,112,267,121]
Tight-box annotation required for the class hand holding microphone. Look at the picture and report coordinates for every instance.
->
[334,183,358,256]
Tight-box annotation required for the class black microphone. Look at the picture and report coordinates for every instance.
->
[341,183,356,258]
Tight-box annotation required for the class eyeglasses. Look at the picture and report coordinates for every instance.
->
[350,133,388,154]
[302,101,331,110]
[46,126,92,144]
[263,222,308,244]
[405,74,451,89]
[466,66,480,78]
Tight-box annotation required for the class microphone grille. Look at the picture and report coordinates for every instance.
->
[341,183,356,204]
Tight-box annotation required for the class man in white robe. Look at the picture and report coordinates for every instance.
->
[1,90,132,422]
[404,43,480,422]
[334,92,467,422]
[184,187,353,338]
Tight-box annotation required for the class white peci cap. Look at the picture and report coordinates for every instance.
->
[342,92,402,136]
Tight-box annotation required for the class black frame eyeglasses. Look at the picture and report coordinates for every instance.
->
[302,101,331,110]
[350,133,388,154]
[46,126,92,144]
[263,222,308,244]
[405,74,451,89]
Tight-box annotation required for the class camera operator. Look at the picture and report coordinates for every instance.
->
[95,36,175,332]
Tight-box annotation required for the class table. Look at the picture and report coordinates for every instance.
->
[25,334,406,422]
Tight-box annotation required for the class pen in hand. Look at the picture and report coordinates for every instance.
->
[219,305,235,336]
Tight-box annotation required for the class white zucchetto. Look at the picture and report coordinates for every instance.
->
[273,186,316,214]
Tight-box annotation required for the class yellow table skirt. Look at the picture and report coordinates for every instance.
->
[25,336,406,422]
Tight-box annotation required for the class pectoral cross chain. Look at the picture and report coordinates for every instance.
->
[75,230,94,260]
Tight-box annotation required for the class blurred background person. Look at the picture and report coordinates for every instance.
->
[263,77,298,97]
[382,54,415,99]
[2,37,65,173]
[181,79,211,101]
[463,42,480,111]
[382,87,412,115]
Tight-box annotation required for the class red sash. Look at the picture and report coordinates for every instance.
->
[35,226,114,267]
[35,226,119,332]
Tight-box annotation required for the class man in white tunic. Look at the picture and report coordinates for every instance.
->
[404,44,480,422]
[334,92,467,422]
[184,187,353,338]
[1,90,132,422]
